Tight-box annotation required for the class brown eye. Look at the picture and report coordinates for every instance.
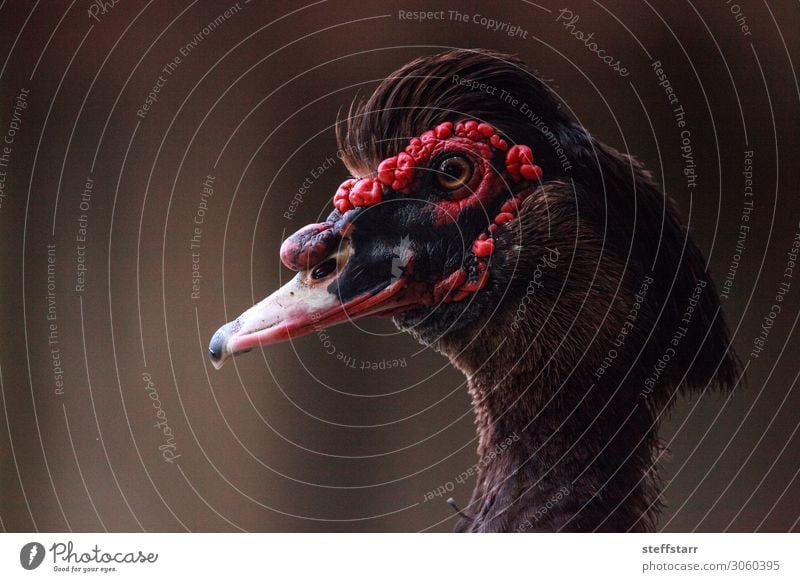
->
[435,156,473,191]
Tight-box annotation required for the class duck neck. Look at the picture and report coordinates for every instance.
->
[451,347,661,533]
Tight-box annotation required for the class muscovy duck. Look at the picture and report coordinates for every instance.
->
[209,49,739,532]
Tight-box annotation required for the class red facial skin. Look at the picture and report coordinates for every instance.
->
[285,119,544,300]
[329,120,543,299]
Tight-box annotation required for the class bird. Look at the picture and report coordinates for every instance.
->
[208,49,740,532]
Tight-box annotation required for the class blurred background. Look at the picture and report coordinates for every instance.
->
[0,0,798,532]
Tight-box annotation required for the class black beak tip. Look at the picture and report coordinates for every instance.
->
[208,331,225,362]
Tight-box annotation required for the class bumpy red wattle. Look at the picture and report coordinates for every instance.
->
[334,179,357,213]
[505,144,542,183]
[494,212,515,225]
[348,178,383,207]
[433,121,453,139]
[520,163,543,181]
[377,158,397,185]
[489,134,508,151]
[472,238,495,258]
[377,152,416,191]
[405,137,434,162]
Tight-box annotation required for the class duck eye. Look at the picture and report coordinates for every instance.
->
[310,258,337,280]
[435,156,473,191]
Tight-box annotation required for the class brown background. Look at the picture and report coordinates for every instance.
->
[0,0,798,532]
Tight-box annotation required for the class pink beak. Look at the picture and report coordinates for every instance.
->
[209,272,413,369]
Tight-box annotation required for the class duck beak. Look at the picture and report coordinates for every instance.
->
[208,272,413,369]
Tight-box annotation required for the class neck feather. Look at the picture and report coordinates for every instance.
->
[449,325,663,533]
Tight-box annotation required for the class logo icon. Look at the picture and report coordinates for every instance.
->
[20,542,45,570]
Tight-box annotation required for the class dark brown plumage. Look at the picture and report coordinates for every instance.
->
[211,49,740,532]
